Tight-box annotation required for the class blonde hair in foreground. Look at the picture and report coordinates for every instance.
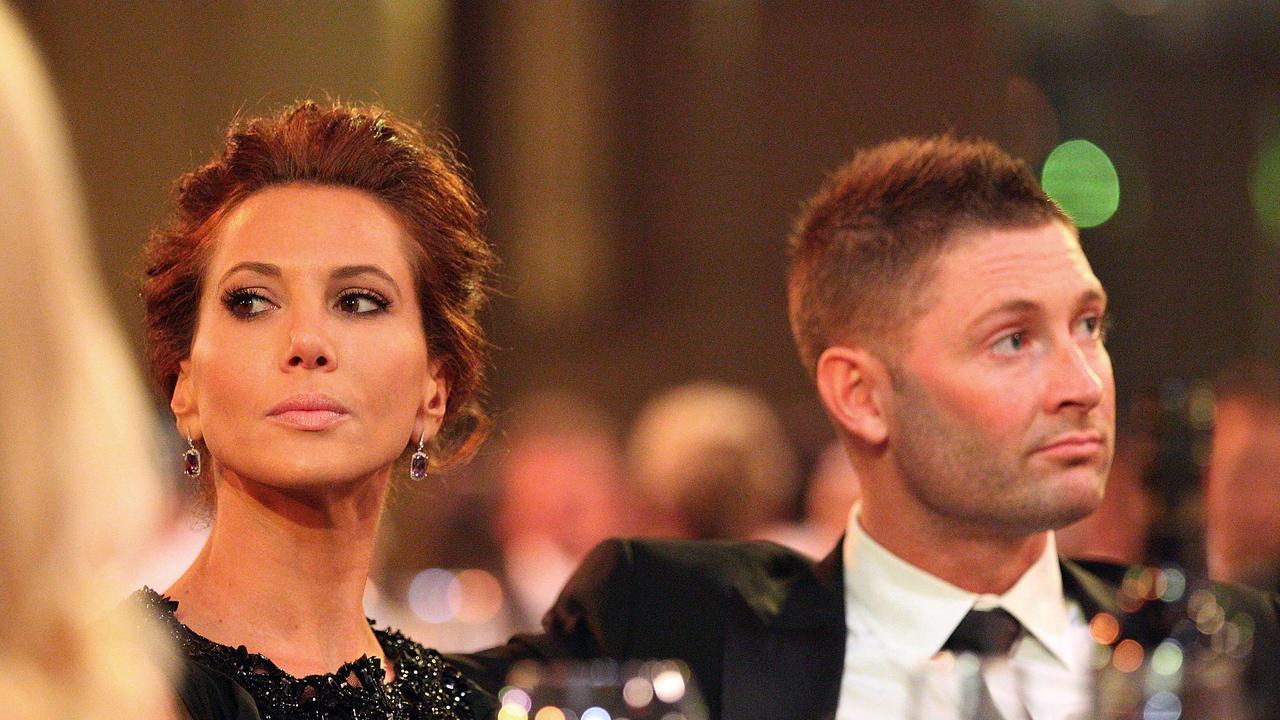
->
[0,5,172,718]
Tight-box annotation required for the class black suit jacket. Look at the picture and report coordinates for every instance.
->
[460,536,1280,720]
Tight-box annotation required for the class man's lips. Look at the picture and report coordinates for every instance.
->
[1034,431,1105,458]
[267,394,349,431]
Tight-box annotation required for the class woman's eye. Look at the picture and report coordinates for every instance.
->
[222,290,272,318]
[992,331,1025,355]
[336,290,389,315]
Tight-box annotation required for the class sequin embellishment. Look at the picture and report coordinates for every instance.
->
[134,587,475,720]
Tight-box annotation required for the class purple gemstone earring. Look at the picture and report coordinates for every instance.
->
[409,430,428,481]
[183,430,202,479]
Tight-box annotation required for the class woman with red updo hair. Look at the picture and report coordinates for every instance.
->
[134,101,497,720]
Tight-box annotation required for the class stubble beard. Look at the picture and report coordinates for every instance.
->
[889,372,1108,539]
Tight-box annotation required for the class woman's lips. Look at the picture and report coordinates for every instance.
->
[269,409,348,430]
[267,394,349,431]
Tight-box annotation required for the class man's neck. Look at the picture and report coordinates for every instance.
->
[858,504,1050,596]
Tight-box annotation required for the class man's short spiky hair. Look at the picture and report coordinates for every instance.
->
[787,135,1072,374]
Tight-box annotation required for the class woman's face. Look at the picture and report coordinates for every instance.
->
[172,183,447,490]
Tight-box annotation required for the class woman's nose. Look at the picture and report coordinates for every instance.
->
[283,330,334,371]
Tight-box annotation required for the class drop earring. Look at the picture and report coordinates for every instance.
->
[183,429,202,479]
[409,430,429,481]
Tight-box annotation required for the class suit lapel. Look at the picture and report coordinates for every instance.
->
[1059,557,1122,618]
[720,541,846,720]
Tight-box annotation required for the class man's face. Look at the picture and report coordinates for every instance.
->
[887,221,1115,537]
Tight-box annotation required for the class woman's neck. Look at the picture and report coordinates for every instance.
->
[165,467,392,679]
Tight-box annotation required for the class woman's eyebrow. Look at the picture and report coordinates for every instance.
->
[331,264,401,299]
[218,261,280,286]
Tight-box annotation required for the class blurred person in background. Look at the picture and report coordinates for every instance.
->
[1057,392,1160,565]
[759,439,862,559]
[494,390,624,631]
[0,4,175,718]
[1205,357,1280,591]
[356,391,621,653]
[624,381,799,540]
[135,101,498,719]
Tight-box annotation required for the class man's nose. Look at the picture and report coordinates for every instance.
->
[1045,340,1105,412]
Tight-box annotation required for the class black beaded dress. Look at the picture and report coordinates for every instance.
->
[134,588,494,720]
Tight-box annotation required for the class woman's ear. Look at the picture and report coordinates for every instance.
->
[416,361,450,440]
[815,345,890,446]
[170,359,201,440]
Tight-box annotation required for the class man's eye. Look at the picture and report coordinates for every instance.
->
[336,290,389,315]
[1078,314,1109,340]
[222,289,272,318]
[992,331,1025,355]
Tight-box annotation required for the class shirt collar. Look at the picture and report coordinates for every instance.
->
[843,505,1074,668]
[993,531,1074,666]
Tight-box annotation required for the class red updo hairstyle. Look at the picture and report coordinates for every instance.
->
[143,101,495,468]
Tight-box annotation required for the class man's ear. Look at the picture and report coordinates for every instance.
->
[416,361,450,440]
[815,345,890,446]
[170,359,201,440]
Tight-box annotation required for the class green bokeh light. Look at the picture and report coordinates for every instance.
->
[1041,139,1120,228]
[1151,639,1184,676]
[1250,133,1280,234]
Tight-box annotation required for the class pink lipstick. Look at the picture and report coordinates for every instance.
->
[266,393,349,431]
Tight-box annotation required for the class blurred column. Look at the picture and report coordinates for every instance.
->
[481,1,617,331]
[377,0,451,122]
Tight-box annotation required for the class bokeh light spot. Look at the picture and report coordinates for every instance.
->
[1151,639,1183,676]
[1042,139,1120,228]
[499,706,529,720]
[1090,612,1121,645]
[534,708,566,720]
[1090,644,1113,671]
[1251,130,1280,234]
[622,676,654,708]
[500,687,533,713]
[1113,638,1145,673]
[407,568,456,623]
[1233,612,1256,642]
[652,666,687,704]
[1160,568,1187,603]
[1196,602,1226,636]
[1143,690,1182,720]
[450,568,505,624]
[581,708,611,720]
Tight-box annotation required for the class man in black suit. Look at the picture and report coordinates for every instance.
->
[464,137,1280,719]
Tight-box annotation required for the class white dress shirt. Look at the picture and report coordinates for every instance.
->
[834,507,1094,720]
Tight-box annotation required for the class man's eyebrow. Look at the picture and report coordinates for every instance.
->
[967,299,1039,329]
[1079,287,1108,308]
[967,287,1109,330]
[218,261,280,285]
[331,265,402,299]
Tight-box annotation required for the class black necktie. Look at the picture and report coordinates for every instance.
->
[943,607,1024,656]
[942,608,1026,720]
